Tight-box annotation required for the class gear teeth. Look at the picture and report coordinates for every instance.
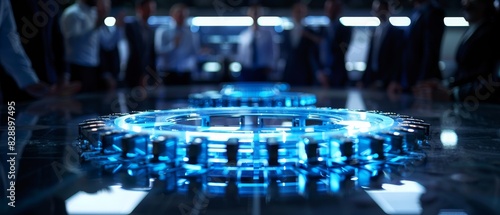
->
[75,107,430,192]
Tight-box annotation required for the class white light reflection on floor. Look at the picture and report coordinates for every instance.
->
[440,129,458,149]
[66,185,148,215]
[365,180,426,215]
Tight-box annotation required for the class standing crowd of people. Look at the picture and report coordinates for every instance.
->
[1,0,499,104]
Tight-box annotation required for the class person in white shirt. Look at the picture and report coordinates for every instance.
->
[123,0,158,88]
[155,3,199,85]
[60,0,124,92]
[0,0,41,99]
[281,1,321,86]
[236,3,279,82]
[0,0,80,102]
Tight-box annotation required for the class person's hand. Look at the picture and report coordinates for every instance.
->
[103,76,117,91]
[316,71,330,89]
[52,81,82,97]
[23,81,82,98]
[412,79,451,101]
[387,81,403,94]
[24,82,53,98]
[57,73,70,87]
[386,81,403,101]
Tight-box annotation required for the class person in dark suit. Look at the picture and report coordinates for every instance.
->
[123,0,157,88]
[448,0,500,103]
[413,0,500,104]
[317,0,353,88]
[359,0,404,90]
[391,0,445,93]
[97,0,127,91]
[281,1,321,87]
[98,41,120,90]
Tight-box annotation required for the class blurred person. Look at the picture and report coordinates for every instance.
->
[155,3,198,85]
[236,3,279,82]
[281,1,321,87]
[413,0,500,103]
[2,0,70,102]
[123,0,158,88]
[496,0,500,14]
[0,0,80,103]
[60,0,124,93]
[317,0,353,88]
[448,0,499,102]
[98,44,120,91]
[495,0,500,32]
[98,0,126,91]
[389,0,445,94]
[359,0,405,90]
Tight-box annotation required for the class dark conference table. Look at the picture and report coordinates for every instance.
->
[1,85,499,215]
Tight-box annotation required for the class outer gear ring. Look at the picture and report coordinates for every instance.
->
[77,107,429,172]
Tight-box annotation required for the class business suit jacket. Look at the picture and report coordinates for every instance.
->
[124,17,156,88]
[402,1,445,89]
[450,20,500,103]
[99,26,121,81]
[319,19,352,88]
[9,0,67,84]
[362,24,405,89]
[281,26,320,86]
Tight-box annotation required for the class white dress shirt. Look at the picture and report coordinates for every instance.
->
[236,27,278,69]
[60,0,123,67]
[0,0,39,88]
[155,24,199,73]
[290,22,303,48]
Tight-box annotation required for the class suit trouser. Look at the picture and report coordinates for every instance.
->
[162,70,192,86]
[69,64,103,93]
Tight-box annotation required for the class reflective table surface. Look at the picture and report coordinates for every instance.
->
[1,85,499,215]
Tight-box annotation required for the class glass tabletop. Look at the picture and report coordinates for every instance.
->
[1,85,499,215]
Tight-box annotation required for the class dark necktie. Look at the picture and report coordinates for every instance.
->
[371,26,384,72]
[251,31,258,69]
